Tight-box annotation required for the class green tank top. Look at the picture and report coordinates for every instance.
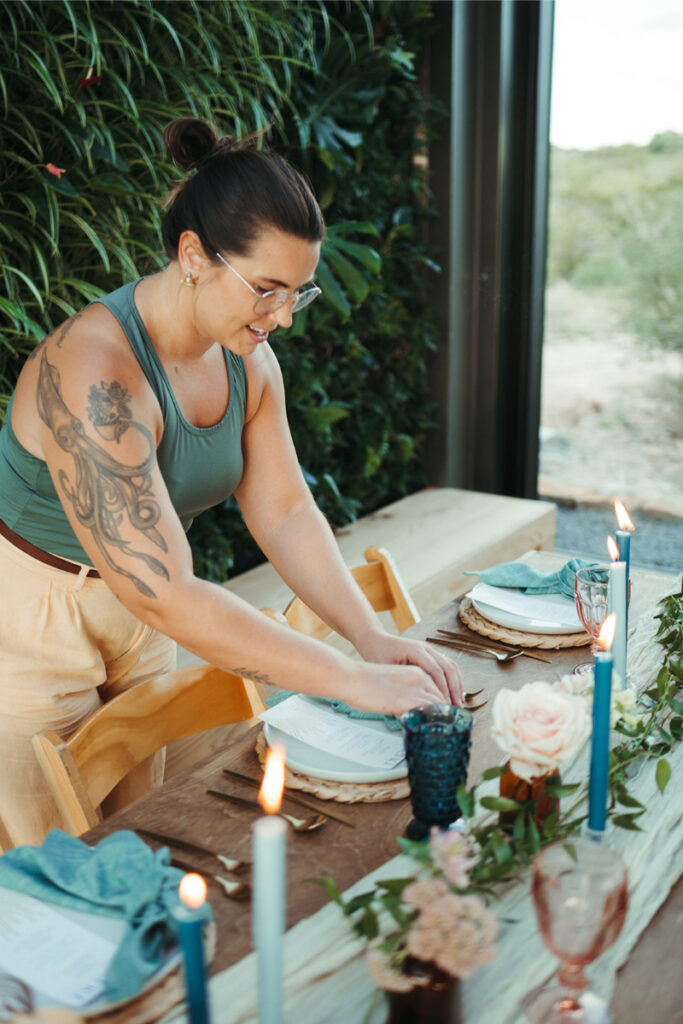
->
[0,281,247,565]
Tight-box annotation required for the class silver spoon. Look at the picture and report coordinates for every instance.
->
[428,636,523,662]
[171,855,251,901]
[207,789,328,832]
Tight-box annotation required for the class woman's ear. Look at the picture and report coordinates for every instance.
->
[177,230,211,281]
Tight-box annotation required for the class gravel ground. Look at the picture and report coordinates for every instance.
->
[554,504,683,576]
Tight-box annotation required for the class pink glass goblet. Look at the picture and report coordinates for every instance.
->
[573,567,610,678]
[523,837,628,1024]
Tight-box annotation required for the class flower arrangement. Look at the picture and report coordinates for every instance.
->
[322,827,497,994]
[554,673,641,729]
[491,680,591,780]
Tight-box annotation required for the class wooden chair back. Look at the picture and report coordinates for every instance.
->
[262,546,419,639]
[32,665,265,836]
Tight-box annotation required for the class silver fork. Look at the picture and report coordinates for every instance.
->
[427,636,523,662]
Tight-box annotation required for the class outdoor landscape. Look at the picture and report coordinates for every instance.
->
[539,134,683,517]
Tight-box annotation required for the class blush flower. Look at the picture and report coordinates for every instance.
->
[404,891,498,978]
[43,163,66,179]
[428,827,478,888]
[491,681,590,780]
[367,945,423,992]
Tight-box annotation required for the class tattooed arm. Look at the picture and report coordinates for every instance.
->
[29,329,457,714]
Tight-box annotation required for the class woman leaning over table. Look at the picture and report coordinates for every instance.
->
[0,117,463,848]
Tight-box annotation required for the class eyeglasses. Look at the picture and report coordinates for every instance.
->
[215,251,321,315]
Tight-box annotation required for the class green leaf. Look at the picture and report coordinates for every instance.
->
[669,716,683,739]
[544,781,581,798]
[315,260,351,320]
[655,758,672,793]
[527,819,541,854]
[480,796,522,813]
[657,667,671,698]
[481,765,508,781]
[456,784,475,818]
[491,831,513,866]
[344,891,376,914]
[615,788,645,809]
[323,248,369,304]
[310,873,343,906]
[359,906,379,940]
[43,174,79,198]
[612,814,644,831]
[377,878,412,895]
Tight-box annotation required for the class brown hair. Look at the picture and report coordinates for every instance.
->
[160,118,324,260]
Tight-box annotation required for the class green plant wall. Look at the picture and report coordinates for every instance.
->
[0,0,443,581]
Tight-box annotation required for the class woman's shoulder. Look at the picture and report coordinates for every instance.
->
[41,297,141,376]
[242,341,284,420]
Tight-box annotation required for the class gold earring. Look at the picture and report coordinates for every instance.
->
[180,271,196,287]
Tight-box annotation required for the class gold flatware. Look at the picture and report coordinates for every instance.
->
[136,827,250,873]
[428,636,522,663]
[221,767,355,827]
[170,855,251,901]
[437,629,552,664]
[207,789,328,832]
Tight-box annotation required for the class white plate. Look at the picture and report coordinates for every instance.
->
[471,597,586,635]
[263,714,407,784]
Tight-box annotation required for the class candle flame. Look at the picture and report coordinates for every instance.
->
[606,535,620,561]
[597,613,617,651]
[614,499,634,531]
[259,744,286,814]
[179,873,207,909]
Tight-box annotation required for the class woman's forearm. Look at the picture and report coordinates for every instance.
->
[246,502,386,652]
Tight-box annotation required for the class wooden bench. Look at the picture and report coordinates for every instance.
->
[176,487,556,667]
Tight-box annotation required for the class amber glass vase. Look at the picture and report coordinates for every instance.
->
[386,958,462,1024]
[499,763,559,833]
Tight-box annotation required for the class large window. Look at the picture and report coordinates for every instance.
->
[539,0,683,514]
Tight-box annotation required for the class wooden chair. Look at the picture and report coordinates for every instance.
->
[262,545,420,639]
[32,665,265,836]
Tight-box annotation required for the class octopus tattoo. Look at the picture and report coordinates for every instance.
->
[37,351,169,597]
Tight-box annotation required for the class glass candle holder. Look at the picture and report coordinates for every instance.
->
[400,705,473,840]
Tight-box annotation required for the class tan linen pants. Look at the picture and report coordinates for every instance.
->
[0,531,176,849]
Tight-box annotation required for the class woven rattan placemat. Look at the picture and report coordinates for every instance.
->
[255,730,409,803]
[458,596,592,650]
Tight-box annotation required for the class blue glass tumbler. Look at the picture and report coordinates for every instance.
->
[400,704,473,841]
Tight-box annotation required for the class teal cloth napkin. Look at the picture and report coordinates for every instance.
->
[267,690,402,731]
[0,828,202,1003]
[463,557,599,600]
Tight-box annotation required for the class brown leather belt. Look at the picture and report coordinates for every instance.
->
[0,517,100,578]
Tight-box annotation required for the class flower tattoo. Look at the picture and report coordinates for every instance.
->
[87,381,133,442]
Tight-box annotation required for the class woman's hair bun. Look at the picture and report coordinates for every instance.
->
[162,117,225,171]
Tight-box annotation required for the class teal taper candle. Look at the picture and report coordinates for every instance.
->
[588,614,616,832]
[174,874,210,1024]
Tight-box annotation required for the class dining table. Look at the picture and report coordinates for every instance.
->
[81,550,682,1024]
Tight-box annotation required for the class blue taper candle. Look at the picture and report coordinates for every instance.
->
[588,622,615,832]
[174,874,210,1024]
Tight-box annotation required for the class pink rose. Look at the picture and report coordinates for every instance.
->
[491,681,590,780]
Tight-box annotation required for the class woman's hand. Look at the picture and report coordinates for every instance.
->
[351,631,464,709]
[342,658,462,717]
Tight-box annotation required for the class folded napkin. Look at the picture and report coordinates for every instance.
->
[0,828,203,1003]
[267,690,402,731]
[463,557,599,600]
